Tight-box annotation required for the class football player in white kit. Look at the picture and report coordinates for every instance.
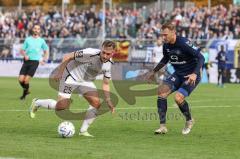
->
[29,40,116,137]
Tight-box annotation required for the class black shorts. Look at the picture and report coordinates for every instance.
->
[19,60,39,77]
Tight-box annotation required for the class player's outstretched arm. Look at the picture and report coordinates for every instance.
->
[40,39,49,65]
[20,49,29,61]
[20,38,29,61]
[40,50,49,65]
[102,77,115,113]
[53,52,75,81]
[146,56,168,83]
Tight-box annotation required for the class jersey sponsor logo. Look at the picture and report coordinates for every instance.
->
[170,55,186,64]
[170,61,187,64]
[170,55,178,61]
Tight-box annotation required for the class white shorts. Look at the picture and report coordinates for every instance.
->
[58,70,97,99]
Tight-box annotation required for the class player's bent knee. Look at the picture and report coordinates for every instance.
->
[24,76,31,83]
[158,84,171,98]
[56,98,71,111]
[174,93,185,105]
[158,93,168,98]
[158,89,170,98]
[89,98,101,109]
[83,91,101,108]
[18,76,25,82]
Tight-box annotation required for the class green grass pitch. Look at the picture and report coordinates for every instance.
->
[0,77,240,159]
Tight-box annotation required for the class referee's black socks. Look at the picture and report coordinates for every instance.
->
[19,82,30,99]
[19,81,25,88]
[23,83,29,91]
[19,81,29,92]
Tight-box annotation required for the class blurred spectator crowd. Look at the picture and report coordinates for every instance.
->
[0,4,239,40]
[0,4,239,60]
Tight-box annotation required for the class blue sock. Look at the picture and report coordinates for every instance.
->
[178,100,192,121]
[157,97,167,124]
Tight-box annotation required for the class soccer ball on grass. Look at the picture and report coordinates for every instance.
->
[57,121,75,138]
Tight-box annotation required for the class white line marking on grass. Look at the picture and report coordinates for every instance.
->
[189,99,240,103]
[0,157,24,159]
[117,105,236,109]
[0,105,240,112]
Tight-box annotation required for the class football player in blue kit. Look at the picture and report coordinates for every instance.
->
[147,22,205,135]
[216,45,227,87]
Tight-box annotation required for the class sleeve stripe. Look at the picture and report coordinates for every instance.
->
[66,67,77,81]
[104,75,111,79]
[90,53,100,57]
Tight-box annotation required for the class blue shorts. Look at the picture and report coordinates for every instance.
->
[163,72,201,97]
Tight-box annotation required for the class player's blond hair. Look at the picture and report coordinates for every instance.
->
[162,21,176,31]
[102,40,116,49]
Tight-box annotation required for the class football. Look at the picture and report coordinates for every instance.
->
[57,121,75,138]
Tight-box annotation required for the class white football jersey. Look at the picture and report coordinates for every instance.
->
[65,48,112,82]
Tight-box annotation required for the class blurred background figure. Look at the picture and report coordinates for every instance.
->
[216,45,227,87]
[202,48,210,82]
[18,24,49,100]
[152,36,167,83]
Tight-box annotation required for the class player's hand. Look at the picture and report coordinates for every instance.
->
[209,62,213,67]
[39,60,46,65]
[184,73,197,86]
[146,71,155,83]
[24,55,29,61]
[106,99,115,114]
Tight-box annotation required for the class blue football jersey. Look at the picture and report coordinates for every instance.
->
[159,36,204,76]
[216,51,227,68]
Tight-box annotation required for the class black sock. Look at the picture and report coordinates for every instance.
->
[19,81,25,88]
[23,83,29,91]
[22,83,29,96]
[178,100,192,121]
[157,96,167,124]
[222,75,225,85]
[218,75,220,85]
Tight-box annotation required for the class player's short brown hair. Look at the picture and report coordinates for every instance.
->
[102,40,116,49]
[162,21,176,31]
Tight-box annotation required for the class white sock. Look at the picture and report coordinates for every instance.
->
[80,105,98,133]
[35,99,57,109]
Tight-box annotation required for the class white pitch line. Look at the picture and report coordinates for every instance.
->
[190,99,240,103]
[0,105,239,112]
[0,157,24,159]
[116,105,237,110]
